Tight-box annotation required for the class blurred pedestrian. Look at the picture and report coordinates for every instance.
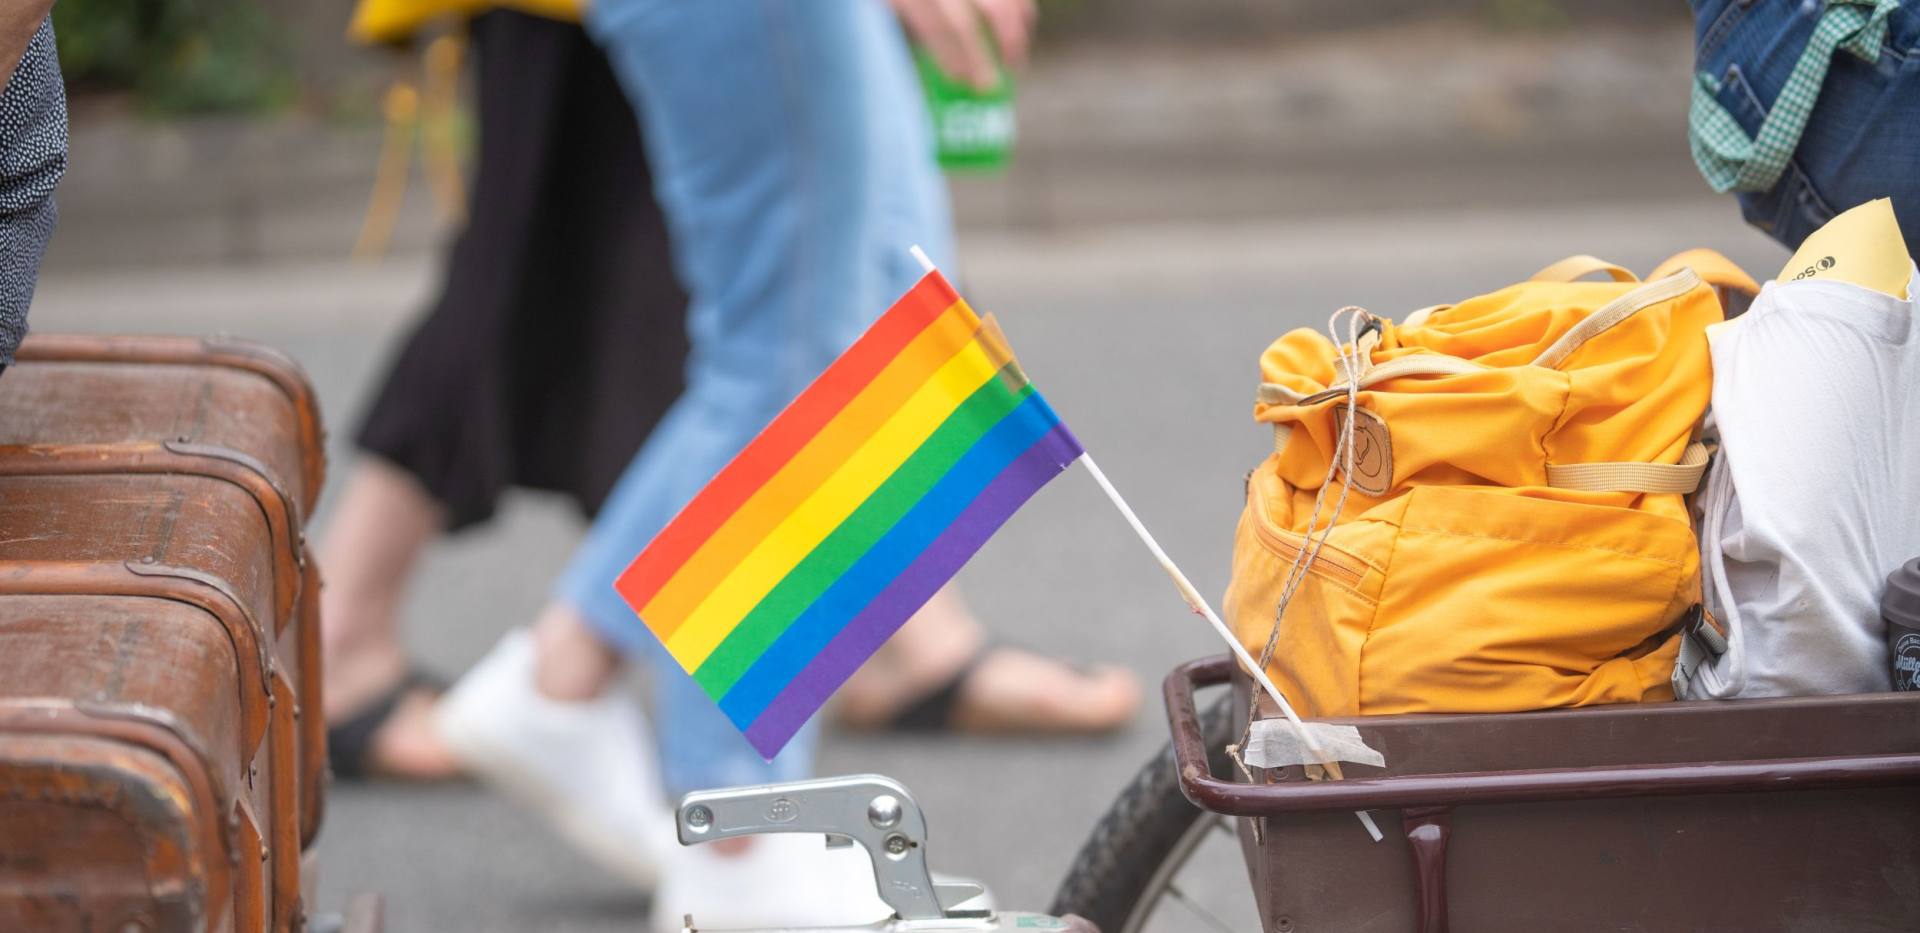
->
[321,5,690,783]
[327,0,1135,806]
[0,0,64,372]
[427,1,1137,925]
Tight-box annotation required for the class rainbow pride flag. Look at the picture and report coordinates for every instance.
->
[616,271,1083,757]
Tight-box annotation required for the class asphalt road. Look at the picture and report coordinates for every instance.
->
[31,188,1786,932]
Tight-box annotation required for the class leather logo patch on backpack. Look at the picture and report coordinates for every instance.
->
[1333,406,1393,496]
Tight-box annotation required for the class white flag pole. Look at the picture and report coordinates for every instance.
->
[910,246,1382,841]
[1075,456,1319,738]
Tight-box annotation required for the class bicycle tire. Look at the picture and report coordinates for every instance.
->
[1048,692,1239,933]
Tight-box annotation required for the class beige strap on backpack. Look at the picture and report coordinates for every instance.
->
[1336,353,1483,388]
[1532,269,1701,369]
[1258,383,1302,452]
[1546,441,1712,494]
[1531,267,1714,493]
[1648,248,1762,298]
[1263,314,1490,454]
[1400,304,1449,329]
[1268,258,1739,491]
[1531,255,1640,284]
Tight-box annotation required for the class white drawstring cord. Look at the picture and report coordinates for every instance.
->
[1233,307,1383,842]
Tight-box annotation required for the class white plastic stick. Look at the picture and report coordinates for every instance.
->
[1076,455,1313,735]
[1078,454,1381,841]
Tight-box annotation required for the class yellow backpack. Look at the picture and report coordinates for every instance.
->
[1227,252,1758,718]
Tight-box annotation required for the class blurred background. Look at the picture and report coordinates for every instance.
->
[35,1,1787,930]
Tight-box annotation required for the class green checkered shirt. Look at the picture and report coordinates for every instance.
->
[1690,0,1899,194]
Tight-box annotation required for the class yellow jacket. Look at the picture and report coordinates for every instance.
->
[348,0,584,44]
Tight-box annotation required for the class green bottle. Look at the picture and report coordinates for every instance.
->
[914,47,1016,172]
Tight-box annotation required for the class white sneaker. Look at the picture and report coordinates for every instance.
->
[433,629,673,888]
[649,833,891,931]
[649,832,994,931]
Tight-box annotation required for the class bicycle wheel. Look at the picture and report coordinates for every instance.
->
[1049,692,1246,933]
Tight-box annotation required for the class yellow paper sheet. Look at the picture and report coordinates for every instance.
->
[1778,198,1910,300]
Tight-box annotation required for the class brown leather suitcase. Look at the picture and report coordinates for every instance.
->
[0,335,328,845]
[1166,657,1920,933]
[0,466,306,932]
[0,595,267,933]
[8,333,325,512]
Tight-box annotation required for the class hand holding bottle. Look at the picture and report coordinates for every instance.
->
[889,0,1034,92]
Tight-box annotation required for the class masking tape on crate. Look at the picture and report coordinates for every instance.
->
[1244,720,1385,769]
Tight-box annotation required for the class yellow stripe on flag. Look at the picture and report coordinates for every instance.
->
[664,339,1002,667]
[639,303,981,634]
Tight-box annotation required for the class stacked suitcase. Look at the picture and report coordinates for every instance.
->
[0,335,358,933]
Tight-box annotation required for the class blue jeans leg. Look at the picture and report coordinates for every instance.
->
[1693,0,1920,254]
[561,0,955,797]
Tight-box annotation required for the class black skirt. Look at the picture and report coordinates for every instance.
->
[355,10,689,530]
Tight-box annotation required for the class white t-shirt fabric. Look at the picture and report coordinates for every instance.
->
[1683,264,1920,699]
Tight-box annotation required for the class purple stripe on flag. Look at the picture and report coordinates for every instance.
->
[742,425,1083,758]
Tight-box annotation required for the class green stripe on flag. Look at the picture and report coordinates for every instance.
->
[692,368,1034,698]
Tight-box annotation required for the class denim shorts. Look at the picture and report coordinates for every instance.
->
[1692,0,1920,254]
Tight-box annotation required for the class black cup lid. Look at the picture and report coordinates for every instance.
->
[1886,557,1920,626]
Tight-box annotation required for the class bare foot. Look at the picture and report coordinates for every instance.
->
[320,457,442,718]
[318,457,461,780]
[836,586,1142,734]
[840,646,1141,734]
[364,689,463,780]
[946,652,1140,734]
[531,604,623,702]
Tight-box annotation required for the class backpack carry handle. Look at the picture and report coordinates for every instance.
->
[1531,250,1763,302]
[1531,255,1640,284]
[1650,248,1761,297]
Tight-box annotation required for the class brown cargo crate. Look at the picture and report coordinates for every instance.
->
[1166,655,1920,933]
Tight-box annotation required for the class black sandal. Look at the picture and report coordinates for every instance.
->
[858,640,1135,735]
[326,666,445,780]
[881,646,994,733]
[874,640,1112,733]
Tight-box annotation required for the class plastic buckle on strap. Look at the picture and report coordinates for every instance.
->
[1672,604,1728,698]
[1692,605,1729,655]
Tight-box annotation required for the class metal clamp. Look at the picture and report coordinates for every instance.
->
[677,774,986,922]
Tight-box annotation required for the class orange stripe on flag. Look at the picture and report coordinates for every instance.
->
[634,301,984,638]
[612,274,966,618]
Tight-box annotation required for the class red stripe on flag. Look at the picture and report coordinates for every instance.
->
[614,272,962,610]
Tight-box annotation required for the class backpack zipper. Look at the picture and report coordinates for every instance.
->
[1248,476,1367,588]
